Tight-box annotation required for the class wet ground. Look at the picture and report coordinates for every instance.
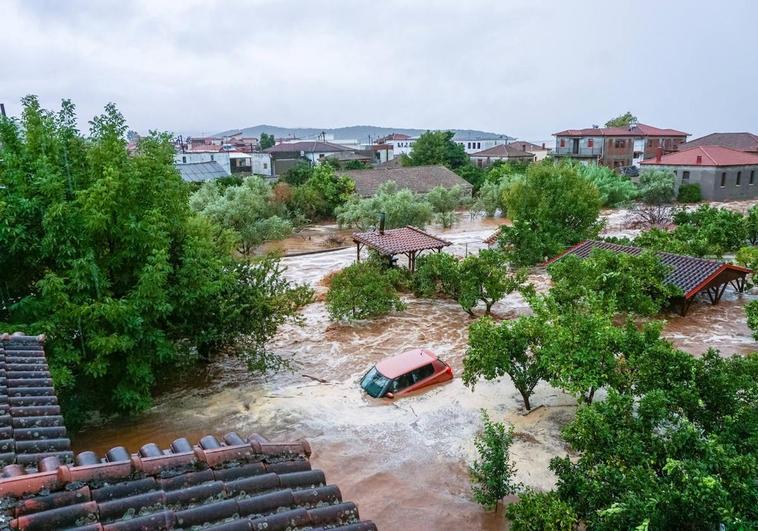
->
[72,204,758,531]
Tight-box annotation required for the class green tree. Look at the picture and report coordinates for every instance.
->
[547,250,680,316]
[469,410,519,510]
[463,315,548,410]
[325,261,406,320]
[498,162,603,265]
[259,132,275,150]
[335,181,433,231]
[744,205,758,244]
[0,97,311,422]
[404,130,468,169]
[412,252,461,299]
[458,250,528,316]
[604,111,638,128]
[190,175,294,255]
[575,163,637,207]
[282,161,313,185]
[745,300,758,340]
[426,185,467,228]
[506,490,577,531]
[638,168,676,205]
[677,183,702,203]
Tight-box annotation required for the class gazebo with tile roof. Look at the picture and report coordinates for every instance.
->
[546,240,751,315]
[352,226,451,272]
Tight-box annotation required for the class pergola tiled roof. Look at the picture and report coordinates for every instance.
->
[0,333,73,471]
[547,240,751,315]
[0,334,376,531]
[353,226,451,272]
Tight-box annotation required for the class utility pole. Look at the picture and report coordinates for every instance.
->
[0,103,6,118]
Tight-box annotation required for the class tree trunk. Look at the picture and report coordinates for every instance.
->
[518,387,532,410]
[585,387,596,404]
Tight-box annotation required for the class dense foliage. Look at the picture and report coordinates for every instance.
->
[506,490,577,531]
[637,168,676,205]
[604,111,638,128]
[497,162,603,265]
[472,169,523,217]
[426,185,468,228]
[325,261,406,320]
[190,176,293,255]
[575,163,637,207]
[413,250,529,316]
[259,132,275,150]
[0,97,312,423]
[677,182,702,203]
[469,410,519,510]
[463,315,548,410]
[547,250,680,316]
[335,181,433,230]
[288,163,355,221]
[402,130,468,169]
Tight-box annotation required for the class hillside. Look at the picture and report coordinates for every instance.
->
[214,124,513,143]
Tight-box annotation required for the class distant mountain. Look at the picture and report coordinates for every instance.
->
[213,124,513,143]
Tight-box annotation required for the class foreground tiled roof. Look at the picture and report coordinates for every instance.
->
[175,161,228,182]
[0,431,376,530]
[547,240,750,299]
[469,144,534,158]
[353,226,451,255]
[0,334,73,472]
[640,145,758,167]
[554,123,688,138]
[340,165,473,197]
[679,132,758,153]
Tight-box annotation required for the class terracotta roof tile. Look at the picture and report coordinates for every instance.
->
[353,226,451,255]
[554,123,688,138]
[547,240,750,299]
[341,165,473,198]
[678,132,758,153]
[640,145,758,167]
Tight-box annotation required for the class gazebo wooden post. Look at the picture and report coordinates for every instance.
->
[356,242,362,263]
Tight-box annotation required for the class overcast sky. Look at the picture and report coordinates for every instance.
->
[2,0,757,141]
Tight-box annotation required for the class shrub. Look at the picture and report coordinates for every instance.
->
[426,185,468,228]
[677,182,702,203]
[469,410,519,510]
[577,163,637,207]
[325,261,406,320]
[506,490,577,531]
[335,181,433,231]
[412,252,461,298]
[638,169,676,205]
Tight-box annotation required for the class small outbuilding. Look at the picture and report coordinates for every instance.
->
[547,240,751,315]
[353,225,451,272]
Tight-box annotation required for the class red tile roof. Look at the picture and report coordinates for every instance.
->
[554,123,688,138]
[640,145,758,167]
[0,431,376,530]
[678,132,758,153]
[469,144,534,158]
[377,133,411,142]
[508,141,547,152]
[264,141,352,154]
[0,334,73,471]
[353,226,451,255]
[547,240,750,300]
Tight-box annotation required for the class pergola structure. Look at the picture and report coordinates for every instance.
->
[352,226,452,272]
[547,240,751,316]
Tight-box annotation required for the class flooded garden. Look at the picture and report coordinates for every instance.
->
[71,205,758,531]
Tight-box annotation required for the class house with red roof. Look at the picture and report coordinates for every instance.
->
[641,145,758,201]
[553,123,689,170]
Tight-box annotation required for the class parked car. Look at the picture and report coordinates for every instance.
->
[360,349,453,398]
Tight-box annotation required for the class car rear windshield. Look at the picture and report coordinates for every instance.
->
[360,366,390,398]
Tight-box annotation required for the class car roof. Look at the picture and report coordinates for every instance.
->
[376,349,437,379]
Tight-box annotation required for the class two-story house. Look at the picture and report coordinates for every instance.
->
[553,123,688,169]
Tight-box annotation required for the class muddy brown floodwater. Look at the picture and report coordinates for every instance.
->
[72,206,758,531]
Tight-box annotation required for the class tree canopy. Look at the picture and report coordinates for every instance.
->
[0,97,311,423]
[402,130,468,169]
[259,132,275,150]
[604,111,638,128]
[335,181,433,231]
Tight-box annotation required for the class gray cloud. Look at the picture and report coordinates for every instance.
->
[1,0,756,141]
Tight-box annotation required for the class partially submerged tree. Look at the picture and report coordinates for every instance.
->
[325,261,406,320]
[575,163,637,207]
[335,181,433,231]
[469,410,519,511]
[426,184,467,228]
[463,315,548,410]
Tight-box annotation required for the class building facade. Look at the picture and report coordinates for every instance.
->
[640,145,758,201]
[453,133,513,155]
[553,123,688,169]
[469,144,536,167]
[507,141,551,161]
[174,151,231,175]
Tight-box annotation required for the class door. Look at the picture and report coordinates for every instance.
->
[572,139,579,154]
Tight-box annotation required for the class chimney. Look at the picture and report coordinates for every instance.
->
[379,212,386,235]
[541,142,545,149]
[655,147,663,162]
[0,103,5,117]
[696,154,702,164]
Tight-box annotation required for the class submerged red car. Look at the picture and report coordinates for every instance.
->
[360,349,454,398]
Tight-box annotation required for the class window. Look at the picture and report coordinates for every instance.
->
[182,156,186,163]
[614,139,626,148]
[467,142,471,149]
[682,171,690,182]
[737,171,742,186]
[721,172,726,187]
[647,139,653,147]
[751,170,755,185]
[410,364,435,383]
[477,142,481,149]
[560,138,565,147]
[588,139,594,148]
[210,154,214,161]
[263,163,268,169]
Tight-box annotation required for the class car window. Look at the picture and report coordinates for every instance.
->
[391,373,414,392]
[410,364,435,383]
[360,367,390,398]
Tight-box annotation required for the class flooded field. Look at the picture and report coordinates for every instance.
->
[72,205,758,531]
